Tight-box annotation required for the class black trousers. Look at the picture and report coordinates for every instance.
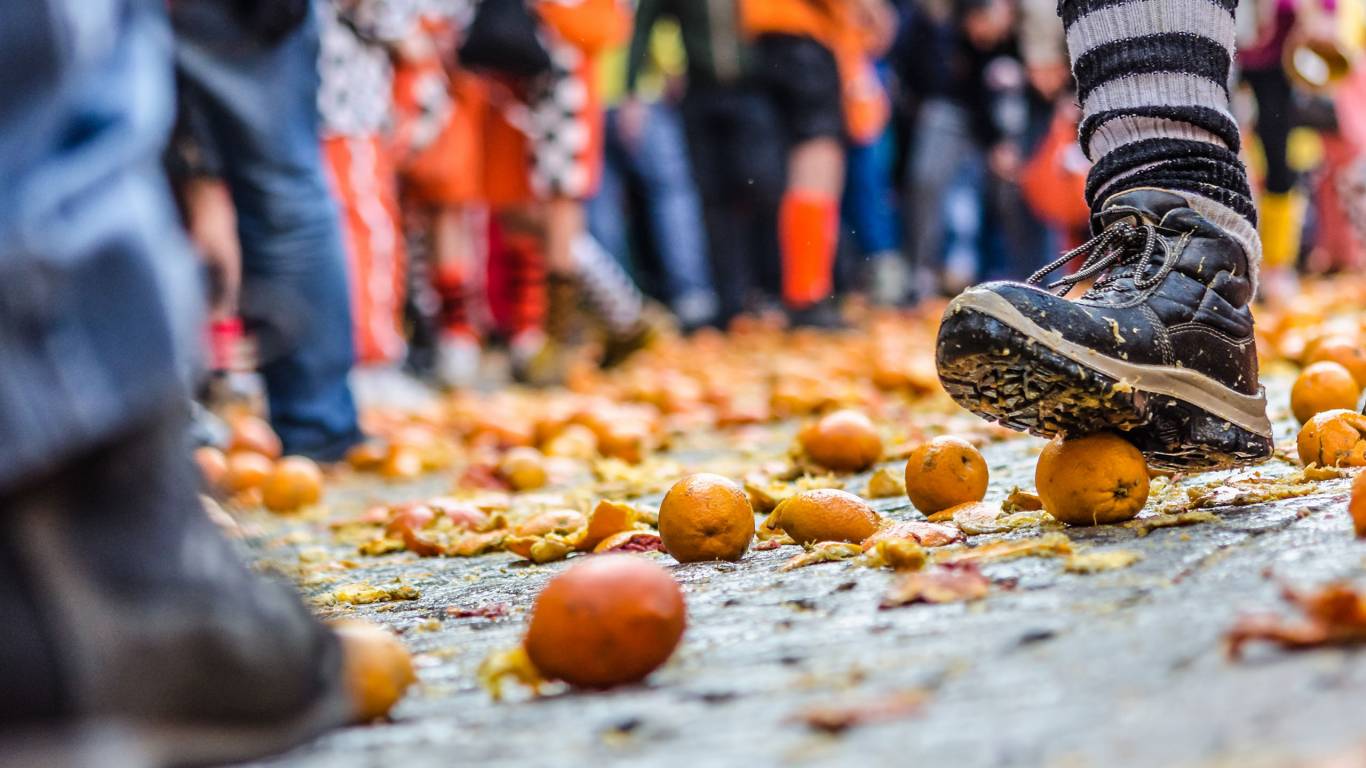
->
[680,81,788,319]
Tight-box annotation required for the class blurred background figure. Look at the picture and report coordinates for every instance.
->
[740,0,896,327]
[628,0,788,324]
[173,0,364,459]
[588,16,721,332]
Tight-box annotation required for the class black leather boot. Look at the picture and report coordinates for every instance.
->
[935,189,1273,470]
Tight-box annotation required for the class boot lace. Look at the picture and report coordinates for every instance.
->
[1026,221,1173,297]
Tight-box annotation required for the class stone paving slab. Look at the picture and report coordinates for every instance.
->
[239,383,1366,768]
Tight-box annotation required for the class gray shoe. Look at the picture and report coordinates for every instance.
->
[0,411,350,767]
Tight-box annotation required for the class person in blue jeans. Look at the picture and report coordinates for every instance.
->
[172,0,363,461]
[0,0,365,763]
[587,99,720,331]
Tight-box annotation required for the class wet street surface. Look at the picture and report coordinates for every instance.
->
[239,378,1366,768]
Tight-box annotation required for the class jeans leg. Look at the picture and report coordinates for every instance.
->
[173,0,361,460]
[630,103,717,324]
[585,112,631,270]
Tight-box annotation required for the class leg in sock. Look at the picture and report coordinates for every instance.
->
[1067,0,1260,274]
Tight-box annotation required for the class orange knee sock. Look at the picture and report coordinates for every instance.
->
[780,192,839,308]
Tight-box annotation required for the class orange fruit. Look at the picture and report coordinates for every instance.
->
[1035,433,1149,525]
[799,409,883,472]
[261,456,324,513]
[1308,337,1366,388]
[346,441,389,471]
[543,423,598,459]
[1290,361,1361,423]
[523,555,686,688]
[332,619,417,722]
[1351,471,1366,538]
[658,473,755,562]
[193,446,228,492]
[1297,409,1366,467]
[797,409,879,470]
[227,415,282,460]
[903,436,989,514]
[223,451,274,494]
[773,488,881,544]
[499,447,548,491]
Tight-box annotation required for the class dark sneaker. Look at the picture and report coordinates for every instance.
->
[935,189,1273,470]
[0,411,351,766]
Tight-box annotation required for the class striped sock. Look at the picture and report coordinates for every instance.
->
[571,233,644,337]
[1063,0,1261,274]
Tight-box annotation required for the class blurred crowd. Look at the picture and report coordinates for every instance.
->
[172,0,1366,398]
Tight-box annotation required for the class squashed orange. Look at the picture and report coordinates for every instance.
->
[262,456,324,513]
[499,447,548,491]
[798,409,883,472]
[1291,361,1361,423]
[1035,433,1149,525]
[523,555,686,688]
[1297,409,1366,467]
[773,488,881,544]
[658,473,755,562]
[903,436,988,514]
[332,619,417,722]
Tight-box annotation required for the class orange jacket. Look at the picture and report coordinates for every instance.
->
[538,0,631,54]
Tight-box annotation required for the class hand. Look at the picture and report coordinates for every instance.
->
[988,142,1022,181]
[615,97,649,152]
[183,177,242,320]
[855,0,898,55]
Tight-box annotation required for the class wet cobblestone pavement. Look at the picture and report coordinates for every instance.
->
[239,378,1366,768]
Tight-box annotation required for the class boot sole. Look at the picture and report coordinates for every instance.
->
[937,289,1274,471]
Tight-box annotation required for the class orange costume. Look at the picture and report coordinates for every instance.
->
[482,0,631,207]
[738,0,888,144]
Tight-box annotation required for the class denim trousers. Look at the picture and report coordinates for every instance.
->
[0,0,205,493]
[173,0,362,460]
[586,101,718,324]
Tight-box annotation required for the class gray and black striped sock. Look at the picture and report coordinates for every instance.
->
[1063,0,1262,272]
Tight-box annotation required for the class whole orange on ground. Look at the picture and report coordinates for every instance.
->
[193,446,228,491]
[499,447,549,491]
[332,619,417,722]
[774,488,882,544]
[658,473,755,562]
[262,456,324,513]
[1290,361,1362,423]
[903,436,989,514]
[1351,471,1366,538]
[228,415,283,460]
[523,555,686,688]
[1297,409,1366,467]
[1035,433,1149,525]
[799,409,883,472]
[1308,337,1366,388]
[223,451,275,494]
